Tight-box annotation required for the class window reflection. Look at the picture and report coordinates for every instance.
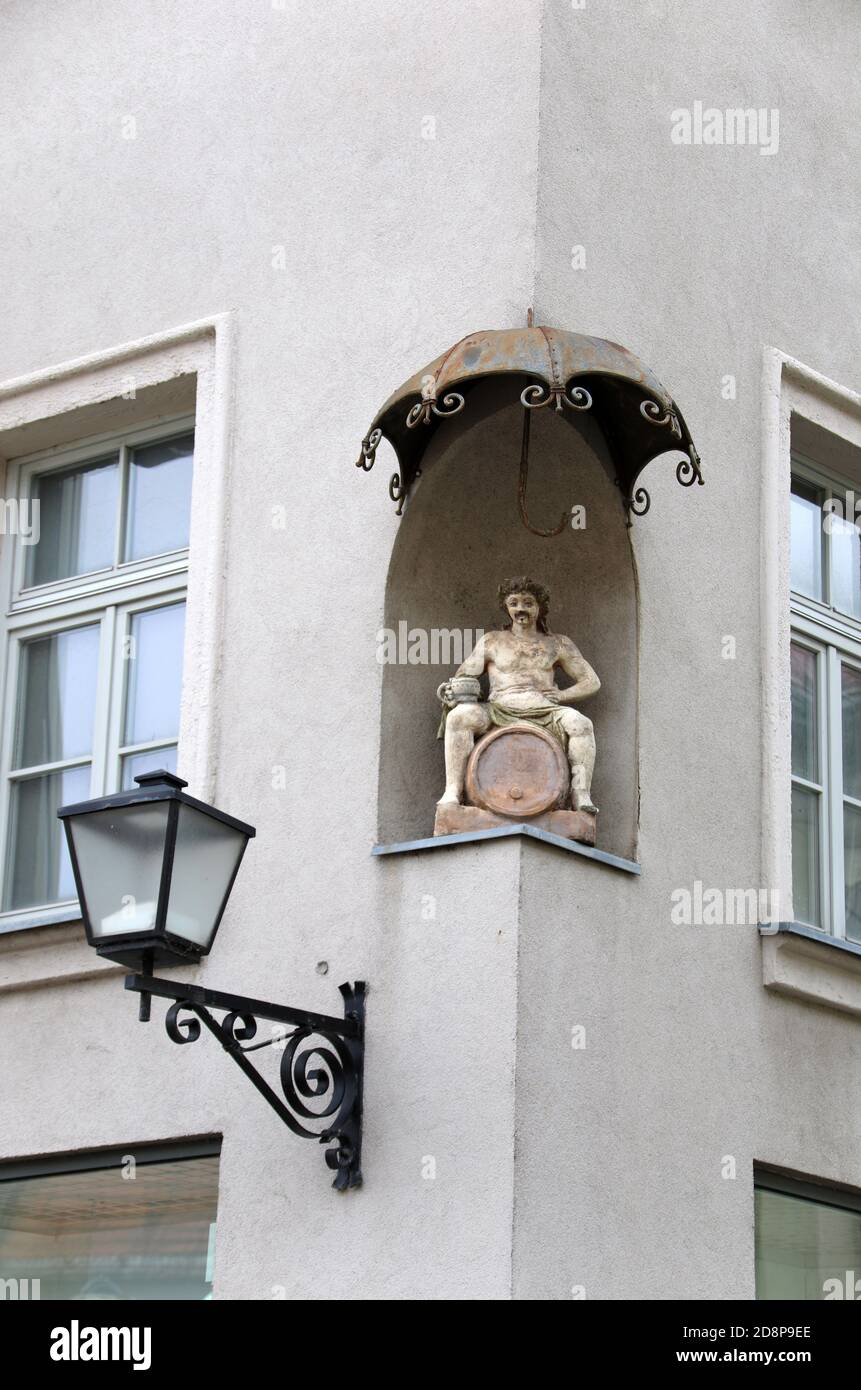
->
[0,1154,219,1301]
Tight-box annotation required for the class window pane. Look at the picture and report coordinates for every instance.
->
[790,643,818,782]
[27,457,119,586]
[790,479,823,601]
[124,434,193,562]
[755,1185,861,1300]
[123,604,185,746]
[15,625,100,769]
[830,508,861,619]
[121,746,178,790]
[791,785,820,927]
[5,765,90,910]
[841,663,861,801]
[844,803,861,944]
[0,1154,219,1300]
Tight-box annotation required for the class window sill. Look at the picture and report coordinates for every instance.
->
[373,822,641,874]
[760,922,861,1017]
[0,914,122,994]
[0,901,84,935]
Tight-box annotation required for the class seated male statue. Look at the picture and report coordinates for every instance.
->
[437,577,600,813]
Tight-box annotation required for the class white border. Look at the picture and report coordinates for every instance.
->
[761,348,861,922]
[0,315,235,933]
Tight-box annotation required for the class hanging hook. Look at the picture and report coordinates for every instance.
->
[517,404,568,537]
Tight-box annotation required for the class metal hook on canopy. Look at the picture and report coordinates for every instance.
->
[517,403,568,538]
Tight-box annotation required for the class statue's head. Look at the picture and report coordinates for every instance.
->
[498,576,550,634]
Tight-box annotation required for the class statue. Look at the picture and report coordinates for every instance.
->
[435,578,600,841]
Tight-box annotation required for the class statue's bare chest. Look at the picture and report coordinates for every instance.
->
[490,636,558,677]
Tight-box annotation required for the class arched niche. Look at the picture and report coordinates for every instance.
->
[378,378,639,859]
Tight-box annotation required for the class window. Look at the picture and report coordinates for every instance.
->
[755,1168,861,1300]
[790,454,861,942]
[0,418,193,921]
[0,1140,219,1300]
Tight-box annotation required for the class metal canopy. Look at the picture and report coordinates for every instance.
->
[355,325,703,524]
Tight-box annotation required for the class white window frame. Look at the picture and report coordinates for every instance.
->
[10,417,193,610]
[790,452,861,940]
[0,415,194,924]
[0,314,235,941]
[767,353,861,950]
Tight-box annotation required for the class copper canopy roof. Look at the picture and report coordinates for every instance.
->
[356,325,703,523]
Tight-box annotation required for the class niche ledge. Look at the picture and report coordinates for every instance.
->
[372,822,640,874]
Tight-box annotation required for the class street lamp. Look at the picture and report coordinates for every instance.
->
[57,771,366,1191]
[58,770,255,968]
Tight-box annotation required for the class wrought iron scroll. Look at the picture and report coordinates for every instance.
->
[357,384,703,525]
[520,382,593,413]
[622,445,703,525]
[127,974,366,1191]
[639,398,683,438]
[676,442,704,488]
[405,391,465,428]
[355,428,382,471]
[389,471,407,515]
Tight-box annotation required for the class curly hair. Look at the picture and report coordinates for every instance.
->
[497,576,551,633]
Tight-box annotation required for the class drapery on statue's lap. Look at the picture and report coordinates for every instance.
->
[433,577,600,846]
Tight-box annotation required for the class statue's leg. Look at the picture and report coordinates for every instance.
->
[439,703,492,804]
[559,709,598,813]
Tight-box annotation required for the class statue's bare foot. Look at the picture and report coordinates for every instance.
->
[437,789,462,806]
[572,792,598,815]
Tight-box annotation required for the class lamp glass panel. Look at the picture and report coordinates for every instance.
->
[166,804,247,948]
[67,803,170,938]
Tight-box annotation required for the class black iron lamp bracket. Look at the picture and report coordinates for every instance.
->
[124,973,366,1191]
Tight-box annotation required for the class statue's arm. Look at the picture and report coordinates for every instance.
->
[455,634,489,678]
[553,637,600,703]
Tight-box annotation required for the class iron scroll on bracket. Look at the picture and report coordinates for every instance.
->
[125,973,366,1190]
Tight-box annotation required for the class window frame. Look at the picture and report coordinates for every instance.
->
[0,412,194,928]
[755,1164,861,1216]
[0,1135,221,1303]
[754,1163,861,1302]
[791,450,861,941]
